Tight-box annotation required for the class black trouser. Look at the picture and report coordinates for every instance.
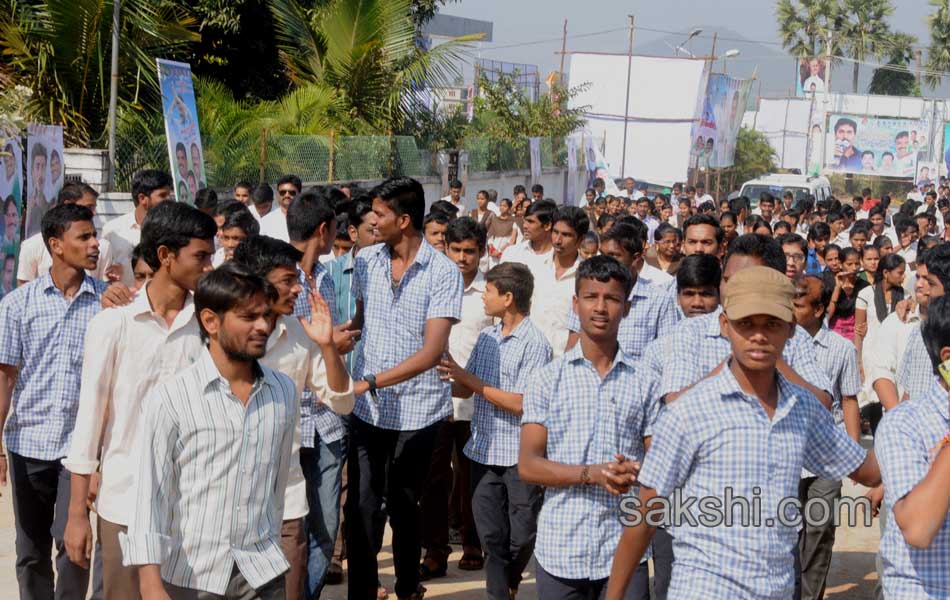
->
[794,476,842,600]
[535,563,650,600]
[345,418,440,600]
[470,462,542,599]
[651,527,674,600]
[8,452,90,600]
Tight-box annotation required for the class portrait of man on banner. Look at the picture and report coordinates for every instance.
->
[797,57,827,98]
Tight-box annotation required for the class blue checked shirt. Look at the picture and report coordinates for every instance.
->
[812,326,861,426]
[327,250,362,375]
[659,307,832,398]
[877,378,950,598]
[0,274,106,460]
[351,241,463,430]
[521,345,651,580]
[463,318,552,467]
[292,261,346,445]
[897,327,934,401]
[640,366,866,599]
[565,277,680,360]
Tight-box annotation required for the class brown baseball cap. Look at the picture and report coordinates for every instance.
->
[722,266,795,322]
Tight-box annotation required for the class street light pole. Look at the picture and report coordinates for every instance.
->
[107,0,121,192]
[620,15,635,179]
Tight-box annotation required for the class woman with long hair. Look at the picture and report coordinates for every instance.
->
[824,247,869,341]
[855,253,907,371]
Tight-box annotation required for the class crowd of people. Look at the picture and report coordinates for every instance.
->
[0,167,949,600]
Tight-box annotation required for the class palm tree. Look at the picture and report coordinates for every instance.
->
[839,0,895,93]
[267,0,480,135]
[0,0,199,144]
[867,32,920,96]
[926,0,950,88]
[776,0,842,58]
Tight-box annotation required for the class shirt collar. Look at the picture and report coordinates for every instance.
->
[703,306,725,336]
[377,239,436,269]
[713,359,803,418]
[39,272,98,299]
[196,346,268,394]
[812,325,832,348]
[266,315,292,352]
[926,378,950,422]
[564,341,637,371]
[129,283,197,328]
[629,276,652,301]
[466,270,487,294]
[498,315,533,340]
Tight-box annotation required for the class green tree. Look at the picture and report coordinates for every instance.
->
[267,0,479,135]
[868,32,921,96]
[0,0,199,144]
[925,0,950,88]
[731,128,776,188]
[776,0,842,58]
[839,0,895,93]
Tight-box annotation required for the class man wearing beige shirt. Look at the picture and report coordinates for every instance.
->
[62,202,217,599]
[233,234,355,600]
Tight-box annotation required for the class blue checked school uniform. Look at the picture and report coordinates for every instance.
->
[877,378,950,598]
[639,365,866,600]
[565,277,680,360]
[351,241,463,430]
[293,261,346,445]
[0,274,107,460]
[521,344,652,581]
[897,327,934,401]
[462,317,552,467]
[659,306,832,398]
[812,326,861,427]
[327,250,362,375]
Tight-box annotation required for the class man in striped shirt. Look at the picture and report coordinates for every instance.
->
[123,263,298,598]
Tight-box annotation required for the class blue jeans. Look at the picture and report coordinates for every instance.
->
[301,435,346,600]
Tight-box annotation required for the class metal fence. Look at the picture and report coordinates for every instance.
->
[112,130,439,190]
[462,137,569,173]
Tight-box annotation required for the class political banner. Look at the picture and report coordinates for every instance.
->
[25,124,64,240]
[916,162,937,189]
[689,74,753,169]
[825,114,924,177]
[158,59,205,204]
[796,57,829,98]
[0,135,22,298]
[941,123,950,178]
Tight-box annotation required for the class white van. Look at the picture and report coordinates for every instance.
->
[739,174,833,210]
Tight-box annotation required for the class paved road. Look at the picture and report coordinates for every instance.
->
[0,482,879,598]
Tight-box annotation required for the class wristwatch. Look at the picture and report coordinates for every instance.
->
[364,374,378,401]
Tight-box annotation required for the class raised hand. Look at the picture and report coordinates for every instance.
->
[298,290,334,347]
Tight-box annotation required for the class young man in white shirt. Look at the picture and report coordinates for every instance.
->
[694,183,713,207]
[100,170,173,288]
[63,202,217,599]
[212,205,260,267]
[123,263,298,599]
[17,183,116,285]
[233,236,355,600]
[420,217,493,579]
[249,183,275,222]
[500,199,555,282]
[441,179,465,212]
[259,174,302,243]
[531,206,587,356]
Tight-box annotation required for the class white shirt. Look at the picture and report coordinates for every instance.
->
[530,255,581,358]
[863,308,920,407]
[262,316,355,520]
[259,209,289,243]
[897,241,918,265]
[695,193,714,207]
[639,261,674,287]
[249,204,266,223]
[441,195,466,212]
[870,228,899,246]
[450,273,493,420]
[212,247,226,268]
[63,286,205,525]
[16,232,114,282]
[500,240,554,277]
[101,211,142,288]
[120,350,297,595]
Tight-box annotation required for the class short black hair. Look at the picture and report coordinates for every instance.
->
[531,184,544,195]
[601,222,644,257]
[445,216,487,250]
[513,184,526,195]
[56,183,86,205]
[131,169,173,206]
[424,211,451,229]
[615,215,648,243]
[212,199,247,219]
[449,179,462,189]
[221,205,260,237]
[139,201,217,270]
[676,254,721,292]
[486,262,533,314]
[252,184,274,207]
[868,204,887,219]
[922,243,950,291]
[575,254,634,297]
[429,199,460,219]
[232,234,303,278]
[194,188,219,212]
[277,174,303,192]
[777,233,807,254]
[234,180,253,193]
[41,203,94,252]
[131,243,146,268]
[683,214,725,244]
[725,233,786,274]
[807,221,831,241]
[553,206,590,237]
[287,186,337,242]
[922,295,950,374]
[195,262,278,342]
[347,198,374,227]
[372,177,426,231]
[525,199,557,225]
[834,117,858,134]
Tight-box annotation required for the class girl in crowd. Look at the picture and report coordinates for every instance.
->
[855,253,907,364]
[824,247,869,341]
